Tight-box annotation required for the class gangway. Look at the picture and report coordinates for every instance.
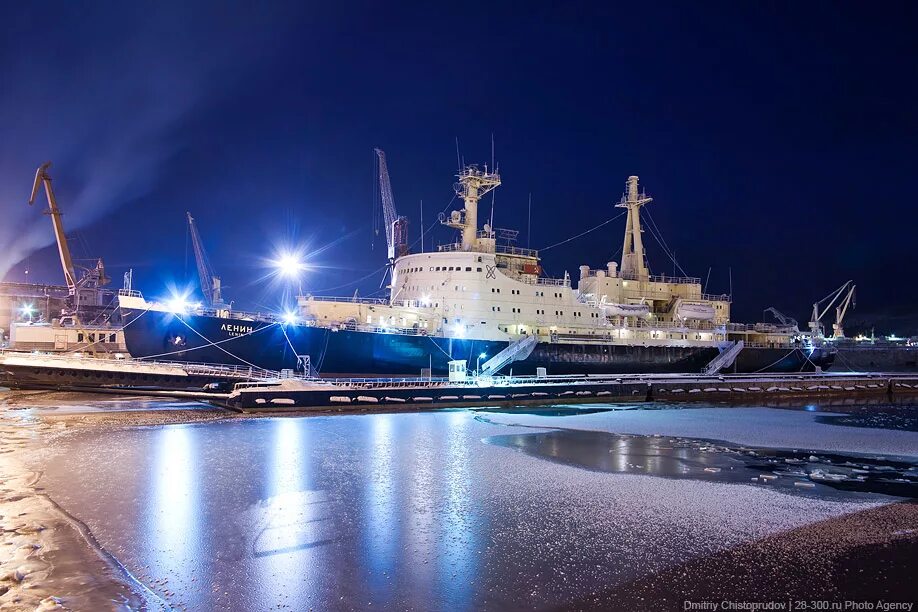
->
[479,335,538,376]
[702,340,744,375]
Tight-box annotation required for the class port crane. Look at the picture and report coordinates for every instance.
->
[809,280,855,339]
[763,307,798,329]
[374,148,408,285]
[28,162,109,314]
[832,283,856,338]
[187,212,225,308]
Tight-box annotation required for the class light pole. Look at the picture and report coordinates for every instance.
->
[20,303,35,323]
[477,352,487,376]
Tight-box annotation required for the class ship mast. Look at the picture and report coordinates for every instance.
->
[445,164,501,249]
[616,175,651,281]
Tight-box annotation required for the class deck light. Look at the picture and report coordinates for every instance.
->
[20,303,35,321]
[282,311,298,325]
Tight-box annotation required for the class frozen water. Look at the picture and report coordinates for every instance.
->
[479,405,918,459]
[30,406,902,610]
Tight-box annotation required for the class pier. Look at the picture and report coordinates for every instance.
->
[219,371,918,412]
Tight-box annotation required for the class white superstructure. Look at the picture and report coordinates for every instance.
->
[299,167,732,349]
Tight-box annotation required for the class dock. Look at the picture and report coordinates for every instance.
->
[218,371,918,413]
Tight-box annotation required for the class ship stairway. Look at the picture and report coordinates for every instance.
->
[702,340,745,375]
[479,335,539,376]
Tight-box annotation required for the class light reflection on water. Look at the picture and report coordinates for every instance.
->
[135,414,481,609]
[147,425,200,584]
[34,402,918,610]
[363,413,398,601]
[440,410,476,610]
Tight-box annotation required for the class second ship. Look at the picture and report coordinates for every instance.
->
[119,151,834,376]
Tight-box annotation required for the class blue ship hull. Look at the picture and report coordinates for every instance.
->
[121,309,834,376]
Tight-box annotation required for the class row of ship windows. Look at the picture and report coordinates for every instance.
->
[488,307,599,318]
[401,266,483,273]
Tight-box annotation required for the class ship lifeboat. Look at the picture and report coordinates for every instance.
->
[600,303,651,317]
[676,302,716,320]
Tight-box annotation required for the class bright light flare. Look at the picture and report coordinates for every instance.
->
[282,310,299,325]
[274,253,306,277]
[166,298,189,314]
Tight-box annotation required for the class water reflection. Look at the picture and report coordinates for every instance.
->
[438,411,477,609]
[363,414,398,602]
[485,430,729,479]
[145,425,201,597]
[253,418,327,607]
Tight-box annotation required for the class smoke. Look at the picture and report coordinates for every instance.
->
[0,4,301,281]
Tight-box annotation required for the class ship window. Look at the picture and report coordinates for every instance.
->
[465,267,471,272]
[89,334,95,342]
[110,334,116,342]
[477,267,482,272]
[477,256,482,262]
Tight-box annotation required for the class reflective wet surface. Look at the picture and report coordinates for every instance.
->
[30,403,918,610]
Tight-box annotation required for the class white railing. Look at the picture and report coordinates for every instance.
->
[303,295,390,305]
[0,350,294,380]
[437,242,539,259]
[519,276,570,287]
[620,272,702,285]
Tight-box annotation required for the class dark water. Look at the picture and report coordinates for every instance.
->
[484,429,918,498]
[33,404,918,610]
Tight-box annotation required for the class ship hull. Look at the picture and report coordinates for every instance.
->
[121,309,834,376]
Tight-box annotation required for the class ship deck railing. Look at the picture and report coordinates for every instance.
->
[437,241,540,259]
[619,271,703,285]
[0,350,297,380]
[300,296,391,305]
[242,369,897,392]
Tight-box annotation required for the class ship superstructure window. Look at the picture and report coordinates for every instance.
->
[465,267,472,271]
[477,267,482,272]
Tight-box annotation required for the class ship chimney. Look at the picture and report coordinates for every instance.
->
[607,261,618,277]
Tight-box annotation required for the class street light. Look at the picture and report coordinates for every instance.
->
[20,303,35,323]
[477,352,487,375]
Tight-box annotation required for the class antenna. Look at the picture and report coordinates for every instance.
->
[455,137,461,171]
[420,199,424,252]
[490,132,495,171]
[703,266,711,294]
[527,193,532,249]
[729,267,733,300]
[489,189,495,230]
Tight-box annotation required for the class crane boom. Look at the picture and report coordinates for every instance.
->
[28,162,77,292]
[809,280,853,337]
[187,212,223,307]
[374,148,408,261]
[763,307,797,328]
[832,284,856,338]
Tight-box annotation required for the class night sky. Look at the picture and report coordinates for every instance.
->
[2,2,916,329]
